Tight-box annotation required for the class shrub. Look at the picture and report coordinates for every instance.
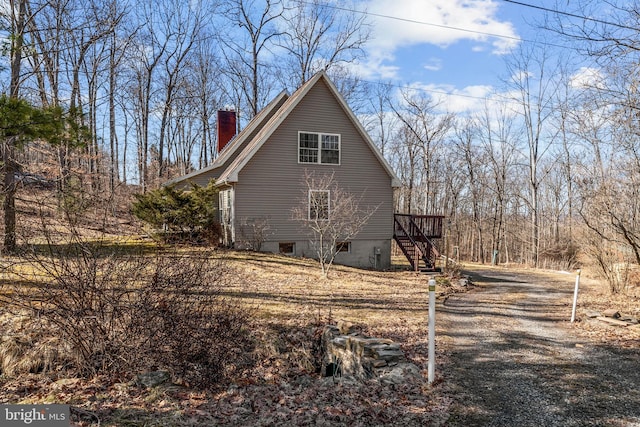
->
[131,253,255,388]
[3,243,255,389]
[539,240,580,270]
[238,217,273,251]
[132,180,221,244]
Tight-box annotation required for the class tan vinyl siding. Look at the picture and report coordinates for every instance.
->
[235,79,393,242]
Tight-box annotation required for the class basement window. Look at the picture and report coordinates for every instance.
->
[336,241,351,253]
[279,242,295,255]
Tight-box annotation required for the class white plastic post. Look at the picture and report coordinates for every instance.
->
[571,269,581,323]
[428,277,436,383]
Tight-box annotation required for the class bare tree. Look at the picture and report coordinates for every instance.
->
[476,102,518,265]
[390,123,421,214]
[125,0,173,192]
[362,82,396,158]
[107,17,135,192]
[278,0,369,88]
[1,0,27,253]
[543,0,640,278]
[18,0,121,191]
[453,117,488,263]
[221,0,285,118]
[154,0,204,180]
[190,41,223,169]
[391,89,453,214]
[504,44,562,267]
[292,170,378,277]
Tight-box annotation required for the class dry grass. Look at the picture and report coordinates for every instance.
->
[0,312,73,378]
[0,247,458,426]
[4,243,638,425]
[214,250,469,388]
[0,243,444,358]
[0,246,460,383]
[223,251,434,323]
[578,266,640,315]
[570,267,640,345]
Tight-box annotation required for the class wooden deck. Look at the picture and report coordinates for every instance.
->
[393,214,444,271]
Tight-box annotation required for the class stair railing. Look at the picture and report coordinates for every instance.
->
[393,215,424,271]
[394,214,441,271]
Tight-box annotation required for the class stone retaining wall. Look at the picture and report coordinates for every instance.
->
[320,322,422,385]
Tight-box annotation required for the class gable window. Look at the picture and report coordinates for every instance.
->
[309,190,329,220]
[299,132,340,165]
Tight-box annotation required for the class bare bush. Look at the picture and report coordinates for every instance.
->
[539,241,580,270]
[238,216,273,251]
[2,240,255,389]
[578,226,630,294]
[131,254,255,388]
[577,180,640,293]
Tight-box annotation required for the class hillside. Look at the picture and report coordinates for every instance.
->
[1,185,638,426]
[1,186,458,425]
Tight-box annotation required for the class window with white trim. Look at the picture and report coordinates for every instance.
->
[309,190,330,220]
[299,132,340,164]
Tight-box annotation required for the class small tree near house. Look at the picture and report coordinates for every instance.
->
[238,216,273,251]
[292,170,379,277]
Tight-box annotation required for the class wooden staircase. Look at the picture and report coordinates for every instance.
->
[393,214,444,272]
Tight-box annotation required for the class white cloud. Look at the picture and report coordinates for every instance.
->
[423,57,443,71]
[363,0,519,79]
[404,83,495,114]
[569,66,605,90]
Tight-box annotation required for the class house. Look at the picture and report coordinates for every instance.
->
[167,71,442,271]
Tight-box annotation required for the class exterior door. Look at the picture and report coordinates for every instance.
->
[219,188,235,247]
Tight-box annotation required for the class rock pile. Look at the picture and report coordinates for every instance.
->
[321,322,422,385]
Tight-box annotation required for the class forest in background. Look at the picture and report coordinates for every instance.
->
[3,0,640,292]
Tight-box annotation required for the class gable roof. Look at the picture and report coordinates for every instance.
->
[167,71,401,187]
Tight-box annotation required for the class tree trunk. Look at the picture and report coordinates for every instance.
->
[3,140,17,253]
[109,33,118,193]
[3,0,27,253]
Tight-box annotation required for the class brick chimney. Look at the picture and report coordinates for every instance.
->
[217,109,237,153]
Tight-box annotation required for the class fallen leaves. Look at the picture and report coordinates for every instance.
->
[0,251,463,426]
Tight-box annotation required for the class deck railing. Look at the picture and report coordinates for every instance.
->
[394,214,444,239]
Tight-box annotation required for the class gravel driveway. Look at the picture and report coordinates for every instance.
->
[440,267,640,426]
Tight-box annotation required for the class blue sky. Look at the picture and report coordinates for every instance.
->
[356,0,561,111]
